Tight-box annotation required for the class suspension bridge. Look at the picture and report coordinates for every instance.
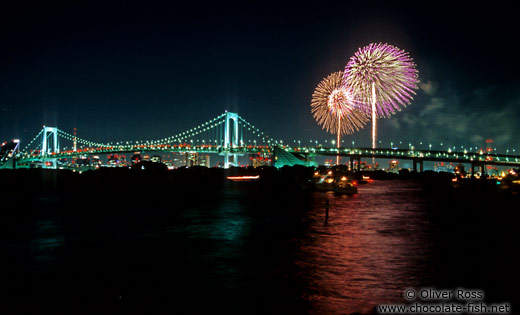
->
[1,111,520,173]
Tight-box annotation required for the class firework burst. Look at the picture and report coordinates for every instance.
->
[311,71,369,136]
[344,43,419,117]
[344,43,419,152]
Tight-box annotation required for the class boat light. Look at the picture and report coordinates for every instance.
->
[226,175,260,181]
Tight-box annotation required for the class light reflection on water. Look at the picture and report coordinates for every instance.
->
[143,188,253,292]
[31,219,64,263]
[296,180,435,314]
[16,180,438,313]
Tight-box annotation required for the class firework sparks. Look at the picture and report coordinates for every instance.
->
[311,71,369,136]
[344,43,419,117]
[344,43,419,151]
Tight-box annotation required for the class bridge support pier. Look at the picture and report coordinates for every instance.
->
[350,156,361,171]
[471,162,486,178]
[224,152,238,168]
[413,159,423,173]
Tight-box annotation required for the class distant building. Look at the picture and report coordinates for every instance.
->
[75,155,90,166]
[434,162,455,173]
[388,160,399,173]
[249,153,272,167]
[198,154,210,167]
[131,153,142,164]
[185,153,210,167]
[172,154,185,168]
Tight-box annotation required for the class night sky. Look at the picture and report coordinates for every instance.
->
[1,2,519,152]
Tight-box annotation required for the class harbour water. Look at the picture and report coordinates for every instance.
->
[1,170,516,314]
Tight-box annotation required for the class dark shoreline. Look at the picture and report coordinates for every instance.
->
[1,164,517,202]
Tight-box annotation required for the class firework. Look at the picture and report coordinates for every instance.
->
[344,43,419,151]
[344,43,419,117]
[311,71,369,137]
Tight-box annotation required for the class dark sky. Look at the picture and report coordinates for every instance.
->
[1,2,519,152]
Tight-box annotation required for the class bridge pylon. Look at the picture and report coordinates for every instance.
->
[41,126,60,169]
[223,111,239,168]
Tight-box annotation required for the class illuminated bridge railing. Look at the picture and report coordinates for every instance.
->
[16,144,520,167]
[283,146,520,166]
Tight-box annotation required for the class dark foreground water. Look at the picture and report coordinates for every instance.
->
[1,170,516,314]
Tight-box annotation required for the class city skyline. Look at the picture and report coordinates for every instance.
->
[1,2,519,152]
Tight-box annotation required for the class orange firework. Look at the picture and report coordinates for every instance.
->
[311,71,368,136]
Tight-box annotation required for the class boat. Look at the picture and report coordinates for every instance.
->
[226,175,260,182]
[357,175,372,184]
[334,176,358,195]
[314,175,335,191]
[313,172,358,194]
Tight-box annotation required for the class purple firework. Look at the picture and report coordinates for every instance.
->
[344,43,419,118]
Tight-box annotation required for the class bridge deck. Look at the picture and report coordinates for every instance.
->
[8,145,520,168]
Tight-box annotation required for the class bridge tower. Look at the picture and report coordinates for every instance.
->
[223,111,239,168]
[41,126,60,169]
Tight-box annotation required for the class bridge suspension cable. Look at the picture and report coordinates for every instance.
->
[57,129,108,148]
[14,111,279,163]
[20,128,44,154]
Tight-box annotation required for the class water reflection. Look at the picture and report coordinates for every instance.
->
[9,180,441,313]
[31,219,64,263]
[296,181,435,314]
[143,187,253,294]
